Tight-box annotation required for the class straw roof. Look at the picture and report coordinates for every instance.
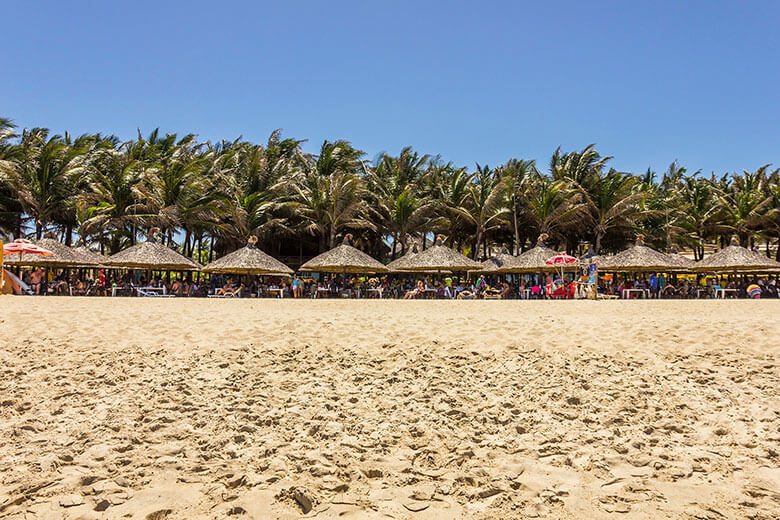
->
[498,244,558,273]
[74,246,108,265]
[299,235,388,273]
[398,238,482,272]
[203,238,293,275]
[473,248,515,273]
[386,246,419,272]
[3,238,104,268]
[105,241,201,270]
[596,237,676,272]
[665,251,697,272]
[694,242,780,273]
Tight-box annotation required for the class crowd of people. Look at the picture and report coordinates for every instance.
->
[7,267,780,299]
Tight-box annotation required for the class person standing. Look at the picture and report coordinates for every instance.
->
[649,273,658,298]
[30,268,44,295]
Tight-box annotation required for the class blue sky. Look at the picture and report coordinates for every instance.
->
[3,1,779,176]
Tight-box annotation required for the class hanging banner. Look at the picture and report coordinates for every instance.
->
[588,261,597,284]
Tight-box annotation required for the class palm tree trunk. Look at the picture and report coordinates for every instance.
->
[473,230,482,260]
[512,198,520,255]
[36,222,42,240]
[65,224,73,246]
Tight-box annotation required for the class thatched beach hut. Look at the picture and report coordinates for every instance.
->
[299,235,388,274]
[694,239,780,273]
[4,237,104,268]
[473,247,515,274]
[398,237,482,273]
[498,236,558,274]
[203,237,293,275]
[106,241,201,271]
[386,245,420,272]
[665,249,697,272]
[597,237,675,272]
[74,245,108,266]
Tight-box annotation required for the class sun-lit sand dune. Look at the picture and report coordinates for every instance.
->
[0,298,778,519]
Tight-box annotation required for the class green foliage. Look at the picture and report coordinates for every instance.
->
[2,117,779,260]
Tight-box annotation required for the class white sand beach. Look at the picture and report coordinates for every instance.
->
[0,298,778,519]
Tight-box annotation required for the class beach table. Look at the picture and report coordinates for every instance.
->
[268,287,284,298]
[715,288,737,299]
[622,288,648,299]
[696,288,708,299]
[367,287,383,298]
[314,287,329,298]
[423,288,437,299]
[136,286,170,297]
[521,288,532,299]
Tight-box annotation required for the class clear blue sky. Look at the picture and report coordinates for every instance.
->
[4,1,779,176]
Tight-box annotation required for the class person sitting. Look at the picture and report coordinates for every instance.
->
[661,283,678,298]
[457,287,477,299]
[215,280,236,296]
[404,280,425,299]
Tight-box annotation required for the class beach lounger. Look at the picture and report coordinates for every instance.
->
[137,287,174,297]
[208,287,242,298]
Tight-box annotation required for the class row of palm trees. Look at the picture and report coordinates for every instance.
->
[1,117,779,264]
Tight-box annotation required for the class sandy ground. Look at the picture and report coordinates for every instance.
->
[0,298,778,520]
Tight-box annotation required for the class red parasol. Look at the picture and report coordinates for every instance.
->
[3,238,54,258]
[2,239,52,294]
[545,253,579,266]
[545,253,580,297]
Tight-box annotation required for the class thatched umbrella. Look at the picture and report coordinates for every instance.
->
[665,249,697,272]
[299,234,388,274]
[473,247,515,273]
[398,237,482,273]
[4,237,104,268]
[694,238,780,273]
[74,245,108,266]
[106,233,201,271]
[498,235,558,274]
[203,236,293,275]
[597,236,676,272]
[386,245,420,272]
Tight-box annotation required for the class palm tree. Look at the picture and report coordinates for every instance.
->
[9,128,87,239]
[454,165,510,259]
[131,134,207,246]
[519,175,588,251]
[429,165,473,252]
[550,144,612,193]
[0,118,23,237]
[676,175,722,259]
[501,158,537,254]
[582,169,650,253]
[293,141,373,251]
[367,147,432,257]
[715,166,776,248]
[80,147,144,253]
[210,137,299,253]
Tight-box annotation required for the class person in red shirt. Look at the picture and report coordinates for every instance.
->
[98,270,106,296]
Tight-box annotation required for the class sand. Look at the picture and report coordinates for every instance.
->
[0,298,778,519]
